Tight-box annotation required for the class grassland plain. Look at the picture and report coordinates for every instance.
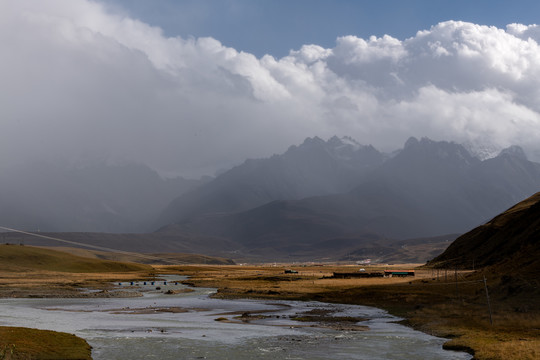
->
[1,245,538,359]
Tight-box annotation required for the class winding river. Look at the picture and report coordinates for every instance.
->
[0,276,471,359]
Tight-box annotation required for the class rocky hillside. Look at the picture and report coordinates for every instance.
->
[157,136,385,226]
[427,191,540,272]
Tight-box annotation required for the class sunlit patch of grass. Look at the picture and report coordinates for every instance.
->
[0,327,91,360]
[443,332,540,360]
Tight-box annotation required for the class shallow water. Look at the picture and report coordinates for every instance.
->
[0,276,471,359]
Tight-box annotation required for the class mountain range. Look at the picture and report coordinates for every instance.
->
[2,136,539,262]
[157,136,385,226]
[154,136,540,260]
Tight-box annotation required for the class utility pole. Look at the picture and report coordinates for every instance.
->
[483,276,493,326]
[455,265,458,299]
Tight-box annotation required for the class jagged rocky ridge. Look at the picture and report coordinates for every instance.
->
[157,136,385,226]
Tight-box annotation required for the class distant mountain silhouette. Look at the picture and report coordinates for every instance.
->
[157,136,384,226]
[4,136,540,263]
[157,137,540,260]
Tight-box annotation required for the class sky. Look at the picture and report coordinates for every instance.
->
[104,0,540,58]
[2,0,540,177]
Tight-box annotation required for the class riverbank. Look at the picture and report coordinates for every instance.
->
[159,264,539,360]
[1,261,538,359]
[0,270,152,359]
[0,285,469,360]
[0,244,157,359]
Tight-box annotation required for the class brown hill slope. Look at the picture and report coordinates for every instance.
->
[0,244,151,273]
[46,246,235,265]
[1,231,239,263]
[427,191,540,272]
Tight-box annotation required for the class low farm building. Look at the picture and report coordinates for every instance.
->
[384,270,415,277]
[332,272,384,278]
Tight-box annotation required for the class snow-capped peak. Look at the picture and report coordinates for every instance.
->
[461,139,503,161]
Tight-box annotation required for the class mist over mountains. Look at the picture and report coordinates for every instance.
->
[154,136,540,259]
[0,162,206,233]
[2,136,539,261]
[157,136,385,226]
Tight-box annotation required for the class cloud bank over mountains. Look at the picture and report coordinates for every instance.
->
[2,0,540,176]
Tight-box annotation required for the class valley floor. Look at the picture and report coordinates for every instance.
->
[0,264,538,360]
[161,264,540,360]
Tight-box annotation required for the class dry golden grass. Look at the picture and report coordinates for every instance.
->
[0,245,155,298]
[489,192,540,227]
[40,246,235,265]
[155,264,467,298]
[0,327,92,360]
[0,244,152,273]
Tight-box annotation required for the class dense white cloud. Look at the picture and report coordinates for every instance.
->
[1,0,540,177]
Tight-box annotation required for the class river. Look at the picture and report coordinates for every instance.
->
[0,276,471,359]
